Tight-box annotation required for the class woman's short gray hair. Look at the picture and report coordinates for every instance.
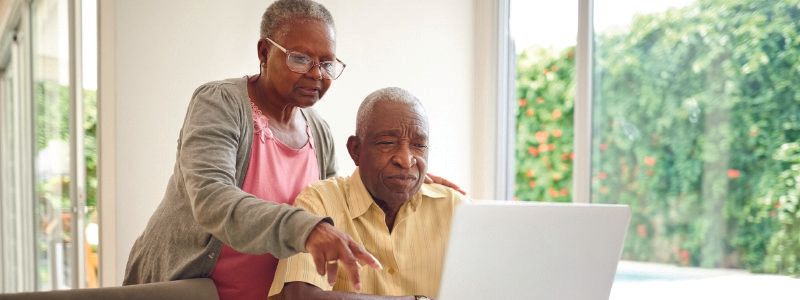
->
[260,0,335,40]
[355,87,426,139]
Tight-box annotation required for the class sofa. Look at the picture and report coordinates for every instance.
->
[0,279,218,300]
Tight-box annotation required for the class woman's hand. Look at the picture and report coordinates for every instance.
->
[305,222,383,291]
[424,173,466,195]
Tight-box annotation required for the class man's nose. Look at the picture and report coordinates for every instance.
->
[391,145,416,169]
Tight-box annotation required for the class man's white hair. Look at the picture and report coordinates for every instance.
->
[355,87,427,139]
[260,0,335,40]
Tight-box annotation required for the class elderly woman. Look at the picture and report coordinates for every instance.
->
[123,1,459,300]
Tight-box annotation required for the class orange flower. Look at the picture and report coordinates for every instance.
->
[561,153,570,161]
[727,169,741,179]
[528,180,536,188]
[552,129,563,137]
[679,249,690,265]
[547,144,556,151]
[543,68,549,75]
[518,98,527,107]
[552,109,562,120]
[559,188,569,196]
[536,97,545,104]
[597,171,608,180]
[538,143,549,153]
[526,169,535,178]
[527,146,539,157]
[599,143,607,151]
[636,224,647,237]
[570,152,575,160]
[526,108,535,116]
[548,188,558,197]
[535,131,549,144]
[644,156,656,167]
[552,173,563,181]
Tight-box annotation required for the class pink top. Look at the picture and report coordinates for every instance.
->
[210,101,320,300]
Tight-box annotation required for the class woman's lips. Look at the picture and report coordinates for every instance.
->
[297,87,320,96]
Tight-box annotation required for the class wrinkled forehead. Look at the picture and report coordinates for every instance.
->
[366,101,429,136]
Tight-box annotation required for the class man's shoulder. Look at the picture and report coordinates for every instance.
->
[420,183,467,204]
[295,175,351,209]
[306,175,351,195]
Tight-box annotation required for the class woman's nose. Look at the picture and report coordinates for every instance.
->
[305,64,324,80]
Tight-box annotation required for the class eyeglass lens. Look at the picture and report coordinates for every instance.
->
[286,52,342,79]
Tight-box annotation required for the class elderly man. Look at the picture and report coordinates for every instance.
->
[268,87,466,300]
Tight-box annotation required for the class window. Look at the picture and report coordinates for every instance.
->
[0,0,97,292]
[510,0,799,298]
[511,1,578,202]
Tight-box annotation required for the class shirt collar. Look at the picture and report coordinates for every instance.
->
[347,168,448,219]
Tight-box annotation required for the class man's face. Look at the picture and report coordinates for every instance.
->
[348,101,429,204]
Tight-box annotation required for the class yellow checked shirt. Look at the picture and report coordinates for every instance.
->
[268,169,465,299]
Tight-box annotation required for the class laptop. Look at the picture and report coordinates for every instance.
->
[437,201,630,300]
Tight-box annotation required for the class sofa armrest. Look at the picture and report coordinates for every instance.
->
[0,278,218,300]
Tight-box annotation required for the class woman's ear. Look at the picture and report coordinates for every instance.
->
[346,136,360,166]
[257,39,269,63]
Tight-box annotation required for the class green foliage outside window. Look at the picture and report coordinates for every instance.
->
[34,80,98,283]
[515,0,800,275]
[515,48,575,202]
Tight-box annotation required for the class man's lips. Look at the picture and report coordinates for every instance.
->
[384,175,418,187]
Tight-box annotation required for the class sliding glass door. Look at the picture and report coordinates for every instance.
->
[0,0,97,292]
[1,12,37,292]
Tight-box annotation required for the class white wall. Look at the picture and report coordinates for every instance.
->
[99,0,492,286]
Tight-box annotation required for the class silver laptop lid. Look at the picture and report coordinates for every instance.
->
[438,201,630,300]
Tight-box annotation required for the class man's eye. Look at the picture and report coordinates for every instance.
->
[414,144,428,149]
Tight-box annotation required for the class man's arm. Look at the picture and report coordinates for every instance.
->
[283,282,420,300]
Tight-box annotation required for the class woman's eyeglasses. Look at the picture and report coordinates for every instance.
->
[265,37,346,80]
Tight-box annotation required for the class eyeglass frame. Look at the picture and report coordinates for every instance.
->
[264,37,346,80]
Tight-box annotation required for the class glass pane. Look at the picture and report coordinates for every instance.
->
[32,0,73,290]
[593,0,800,298]
[0,35,21,293]
[82,0,99,288]
[511,1,578,202]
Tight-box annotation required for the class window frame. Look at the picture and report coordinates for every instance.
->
[499,0,593,203]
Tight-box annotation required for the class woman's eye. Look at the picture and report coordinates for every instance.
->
[321,62,335,73]
[289,54,311,64]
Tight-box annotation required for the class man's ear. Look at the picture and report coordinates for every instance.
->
[346,135,360,166]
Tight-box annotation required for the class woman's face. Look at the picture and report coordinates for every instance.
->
[261,19,336,108]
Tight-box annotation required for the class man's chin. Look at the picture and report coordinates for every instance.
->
[375,190,412,203]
